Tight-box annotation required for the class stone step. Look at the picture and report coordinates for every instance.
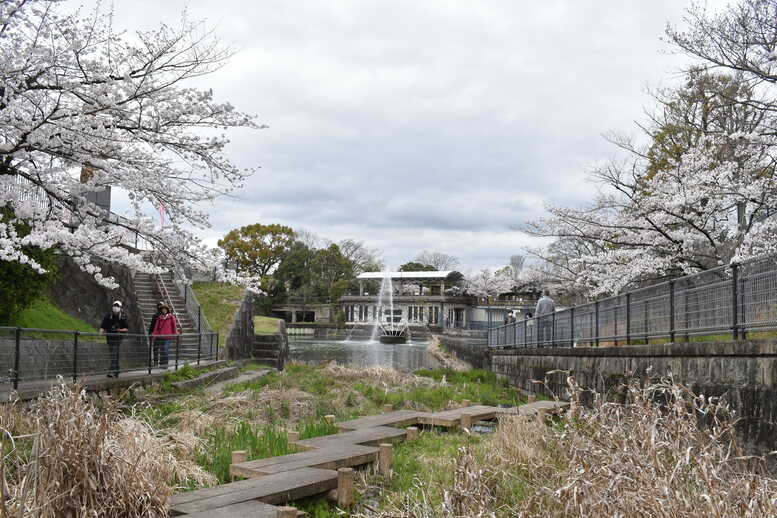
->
[252,349,281,358]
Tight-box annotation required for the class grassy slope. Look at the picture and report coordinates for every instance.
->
[4,296,96,331]
[191,282,282,338]
[190,282,245,344]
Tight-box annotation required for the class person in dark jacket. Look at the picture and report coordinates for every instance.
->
[99,301,129,378]
[148,301,164,366]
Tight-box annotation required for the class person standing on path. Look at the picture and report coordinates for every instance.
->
[535,289,556,345]
[151,303,178,369]
[99,301,129,378]
[148,301,164,366]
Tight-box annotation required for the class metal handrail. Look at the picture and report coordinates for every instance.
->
[0,327,219,390]
[488,252,777,348]
[168,264,213,334]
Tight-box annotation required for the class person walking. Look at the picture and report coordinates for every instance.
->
[535,289,556,345]
[504,310,514,325]
[151,302,178,369]
[148,301,165,366]
[99,301,129,378]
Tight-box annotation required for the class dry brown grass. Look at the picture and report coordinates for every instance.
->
[321,361,438,388]
[355,447,496,518]
[357,376,777,517]
[0,380,216,517]
[487,376,777,517]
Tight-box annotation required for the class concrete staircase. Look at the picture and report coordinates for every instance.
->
[133,272,213,363]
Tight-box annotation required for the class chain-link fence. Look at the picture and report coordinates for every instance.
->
[488,254,777,348]
[0,329,219,389]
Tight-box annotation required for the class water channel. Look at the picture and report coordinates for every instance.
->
[288,336,441,371]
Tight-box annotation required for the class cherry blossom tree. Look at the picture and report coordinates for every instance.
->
[464,267,516,299]
[0,1,260,287]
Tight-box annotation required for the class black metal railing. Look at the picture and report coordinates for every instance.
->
[488,253,777,348]
[0,328,219,389]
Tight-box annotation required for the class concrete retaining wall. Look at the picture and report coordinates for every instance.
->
[436,334,490,370]
[490,340,777,457]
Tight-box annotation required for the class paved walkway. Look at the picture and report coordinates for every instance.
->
[170,400,570,517]
[0,360,226,401]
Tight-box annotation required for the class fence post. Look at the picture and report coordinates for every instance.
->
[595,301,600,346]
[684,288,690,342]
[740,274,747,340]
[13,327,21,390]
[551,312,556,348]
[523,316,527,347]
[625,293,631,346]
[198,306,202,333]
[215,332,219,360]
[197,332,202,365]
[148,335,153,375]
[669,280,676,343]
[175,334,181,371]
[570,307,575,347]
[732,263,740,340]
[73,331,79,383]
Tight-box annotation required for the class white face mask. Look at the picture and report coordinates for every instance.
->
[112,306,120,314]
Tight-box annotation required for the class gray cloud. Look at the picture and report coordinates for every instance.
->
[81,0,716,271]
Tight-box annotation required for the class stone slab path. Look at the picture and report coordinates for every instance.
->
[171,400,570,517]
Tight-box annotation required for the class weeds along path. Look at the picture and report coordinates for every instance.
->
[202,368,273,396]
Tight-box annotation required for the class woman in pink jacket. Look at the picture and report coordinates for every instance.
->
[152,303,178,369]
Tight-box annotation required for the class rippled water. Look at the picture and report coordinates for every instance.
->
[288,336,441,371]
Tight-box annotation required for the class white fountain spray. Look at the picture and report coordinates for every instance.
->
[370,275,394,342]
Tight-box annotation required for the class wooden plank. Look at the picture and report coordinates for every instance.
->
[170,467,336,515]
[172,500,298,518]
[337,410,431,430]
[294,426,407,449]
[230,445,379,479]
[418,405,506,427]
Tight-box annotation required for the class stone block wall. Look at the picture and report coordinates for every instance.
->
[490,340,777,457]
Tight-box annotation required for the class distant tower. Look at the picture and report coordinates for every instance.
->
[510,255,524,281]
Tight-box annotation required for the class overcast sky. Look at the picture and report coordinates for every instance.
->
[81,1,722,272]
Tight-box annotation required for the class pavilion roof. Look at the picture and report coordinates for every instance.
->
[356,271,464,283]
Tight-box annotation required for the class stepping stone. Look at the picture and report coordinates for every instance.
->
[230,445,379,479]
[419,405,509,427]
[337,410,431,430]
[173,500,305,518]
[293,426,408,449]
[170,467,336,515]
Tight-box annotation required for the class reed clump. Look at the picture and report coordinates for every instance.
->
[488,377,777,517]
[0,380,207,517]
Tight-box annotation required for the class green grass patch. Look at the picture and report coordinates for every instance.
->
[223,370,280,395]
[298,417,339,439]
[3,296,96,332]
[196,422,294,484]
[350,368,526,409]
[190,282,245,345]
[254,315,281,334]
[163,363,199,383]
